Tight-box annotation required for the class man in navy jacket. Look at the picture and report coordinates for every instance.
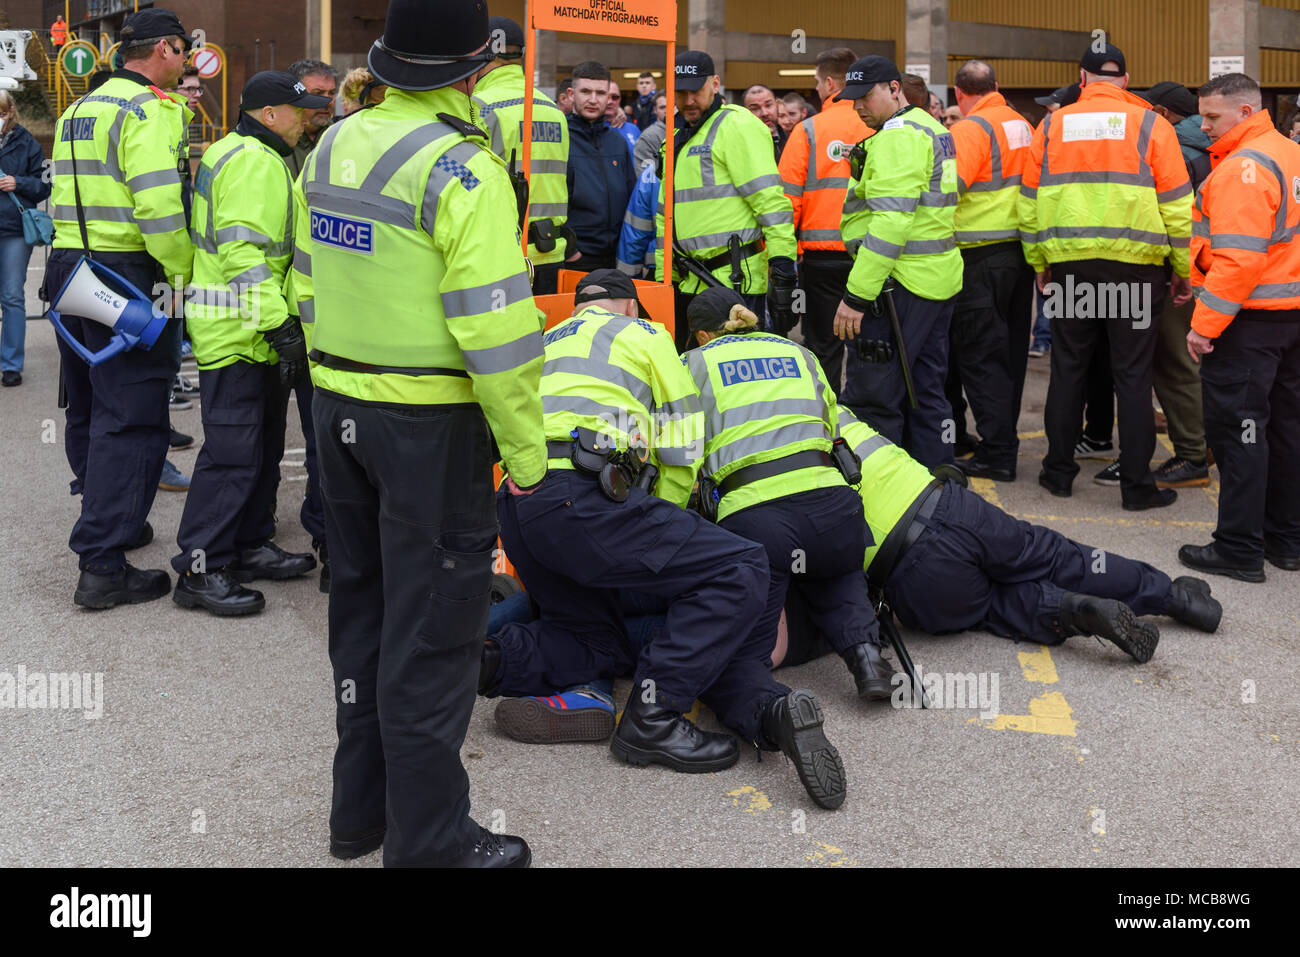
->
[565,62,635,273]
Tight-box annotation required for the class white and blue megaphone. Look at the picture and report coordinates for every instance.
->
[47,257,169,366]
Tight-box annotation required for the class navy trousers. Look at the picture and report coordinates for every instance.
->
[885,483,1172,643]
[48,248,179,572]
[490,471,772,738]
[293,375,327,543]
[840,282,955,468]
[172,360,287,574]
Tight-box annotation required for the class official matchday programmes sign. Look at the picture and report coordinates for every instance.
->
[535,0,676,42]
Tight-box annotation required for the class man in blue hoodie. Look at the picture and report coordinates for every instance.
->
[565,61,636,273]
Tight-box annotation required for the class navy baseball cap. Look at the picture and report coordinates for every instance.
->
[489,16,525,57]
[119,8,191,50]
[1034,83,1081,107]
[674,50,715,92]
[241,71,333,112]
[835,55,902,102]
[1080,42,1126,76]
[574,269,650,318]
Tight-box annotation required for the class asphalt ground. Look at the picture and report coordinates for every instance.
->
[2,260,1297,868]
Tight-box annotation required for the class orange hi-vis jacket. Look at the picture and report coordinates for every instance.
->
[950,91,1033,247]
[1019,82,1192,275]
[779,98,870,254]
[50,20,67,46]
[1191,109,1300,338]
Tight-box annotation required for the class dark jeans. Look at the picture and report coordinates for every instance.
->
[172,361,287,573]
[48,248,179,572]
[1041,260,1164,500]
[314,392,495,867]
[798,251,853,389]
[1200,313,1300,563]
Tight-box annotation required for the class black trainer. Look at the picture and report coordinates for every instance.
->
[1073,435,1114,459]
[233,541,316,582]
[841,641,896,699]
[74,564,171,609]
[1153,455,1209,488]
[1,370,21,387]
[956,457,1015,482]
[169,427,193,451]
[1264,544,1300,571]
[173,569,266,616]
[610,690,738,773]
[761,690,846,810]
[1167,576,1222,633]
[1178,543,1265,583]
[1059,592,1159,663]
[329,826,384,860]
[1038,472,1072,498]
[1122,487,1177,511]
[451,826,531,868]
[1093,461,1121,486]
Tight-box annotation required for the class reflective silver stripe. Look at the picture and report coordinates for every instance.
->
[710,398,826,439]
[868,196,919,213]
[228,263,272,287]
[919,191,957,207]
[1211,233,1270,253]
[542,394,630,421]
[529,202,567,218]
[1157,182,1193,203]
[843,193,868,214]
[1193,219,1209,238]
[658,394,703,417]
[1031,225,1173,246]
[967,116,1001,193]
[192,231,218,253]
[188,287,244,309]
[658,446,697,466]
[616,260,641,275]
[1196,288,1240,315]
[125,168,180,192]
[954,228,1020,243]
[136,212,188,234]
[1038,112,1053,177]
[852,433,891,461]
[1251,282,1300,299]
[708,421,831,475]
[294,248,312,277]
[798,228,842,242]
[1038,169,1156,188]
[797,344,827,411]
[216,225,274,247]
[1019,184,1038,200]
[298,299,315,324]
[1234,149,1290,241]
[312,122,343,186]
[737,173,782,196]
[675,184,740,202]
[307,182,416,229]
[859,234,954,257]
[53,158,112,178]
[361,123,455,192]
[52,204,134,222]
[1135,109,1155,183]
[755,209,792,227]
[441,270,532,318]
[901,118,949,193]
[531,159,567,175]
[783,180,805,196]
[696,109,732,187]
[464,331,544,376]
[624,209,654,232]
[542,356,653,409]
[676,228,763,251]
[966,175,1021,193]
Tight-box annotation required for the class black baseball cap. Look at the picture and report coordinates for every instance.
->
[1142,81,1199,116]
[489,16,525,57]
[574,269,650,318]
[241,71,333,112]
[674,51,715,92]
[1034,83,1081,107]
[834,55,902,102]
[1080,42,1126,76]
[119,8,191,50]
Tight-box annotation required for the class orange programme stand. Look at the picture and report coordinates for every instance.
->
[493,0,680,588]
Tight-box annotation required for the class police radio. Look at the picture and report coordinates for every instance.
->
[849,141,867,181]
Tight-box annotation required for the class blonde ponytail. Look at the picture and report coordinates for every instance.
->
[721,303,760,333]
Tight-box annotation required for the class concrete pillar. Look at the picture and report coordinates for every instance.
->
[1209,0,1260,80]
[533,29,558,97]
[906,0,949,105]
[688,0,726,83]
[305,0,321,60]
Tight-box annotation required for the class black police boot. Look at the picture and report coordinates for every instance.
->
[1167,576,1222,633]
[233,541,317,582]
[127,521,154,550]
[1179,543,1266,583]
[450,826,531,868]
[74,564,171,610]
[610,690,739,773]
[760,690,846,810]
[841,641,896,700]
[478,639,501,695]
[956,457,1016,483]
[1265,543,1300,571]
[314,539,330,594]
[173,569,266,616]
[329,826,384,861]
[1059,592,1158,663]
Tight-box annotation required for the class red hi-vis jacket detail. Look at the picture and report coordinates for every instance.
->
[950,91,1033,247]
[779,98,870,253]
[1019,82,1192,275]
[1191,109,1300,338]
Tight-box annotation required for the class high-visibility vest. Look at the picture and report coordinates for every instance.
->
[841,105,962,302]
[1191,109,1300,337]
[951,91,1033,248]
[291,86,548,486]
[836,408,933,571]
[471,64,570,267]
[185,129,294,370]
[50,22,67,46]
[539,305,703,507]
[685,330,843,522]
[779,98,869,253]
[1018,82,1192,275]
[51,74,194,285]
[653,103,797,295]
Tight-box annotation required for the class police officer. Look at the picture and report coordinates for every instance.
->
[685,287,895,808]
[47,9,194,608]
[291,0,544,867]
[832,55,962,469]
[654,50,798,351]
[833,408,1222,656]
[1180,73,1300,582]
[479,270,773,780]
[169,72,331,616]
[471,16,571,295]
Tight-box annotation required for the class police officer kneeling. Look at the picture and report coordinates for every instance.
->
[170,72,330,614]
[480,270,772,776]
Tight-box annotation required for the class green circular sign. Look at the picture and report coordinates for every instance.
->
[60,42,98,77]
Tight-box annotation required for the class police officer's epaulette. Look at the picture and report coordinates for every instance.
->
[437,112,489,141]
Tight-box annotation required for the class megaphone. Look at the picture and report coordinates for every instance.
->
[47,256,169,366]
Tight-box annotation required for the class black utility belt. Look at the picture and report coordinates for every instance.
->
[868,480,944,587]
[689,238,765,271]
[309,350,469,378]
[547,427,658,503]
[698,441,862,522]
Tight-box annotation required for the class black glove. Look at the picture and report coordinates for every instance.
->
[767,256,799,336]
[265,318,308,385]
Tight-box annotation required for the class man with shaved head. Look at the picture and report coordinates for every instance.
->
[744,84,788,160]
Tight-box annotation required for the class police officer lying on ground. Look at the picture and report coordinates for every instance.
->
[478,270,774,778]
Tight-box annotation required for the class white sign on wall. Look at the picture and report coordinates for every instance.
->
[905,62,932,84]
[1209,56,1245,79]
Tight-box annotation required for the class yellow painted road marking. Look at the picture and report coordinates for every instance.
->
[726,785,773,814]
[984,691,1079,736]
[1017,429,1046,440]
[1012,512,1214,530]
[1017,646,1060,683]
[969,476,1001,508]
[805,841,858,867]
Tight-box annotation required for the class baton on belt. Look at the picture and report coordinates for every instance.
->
[874,280,917,409]
[870,585,929,709]
[671,239,727,290]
